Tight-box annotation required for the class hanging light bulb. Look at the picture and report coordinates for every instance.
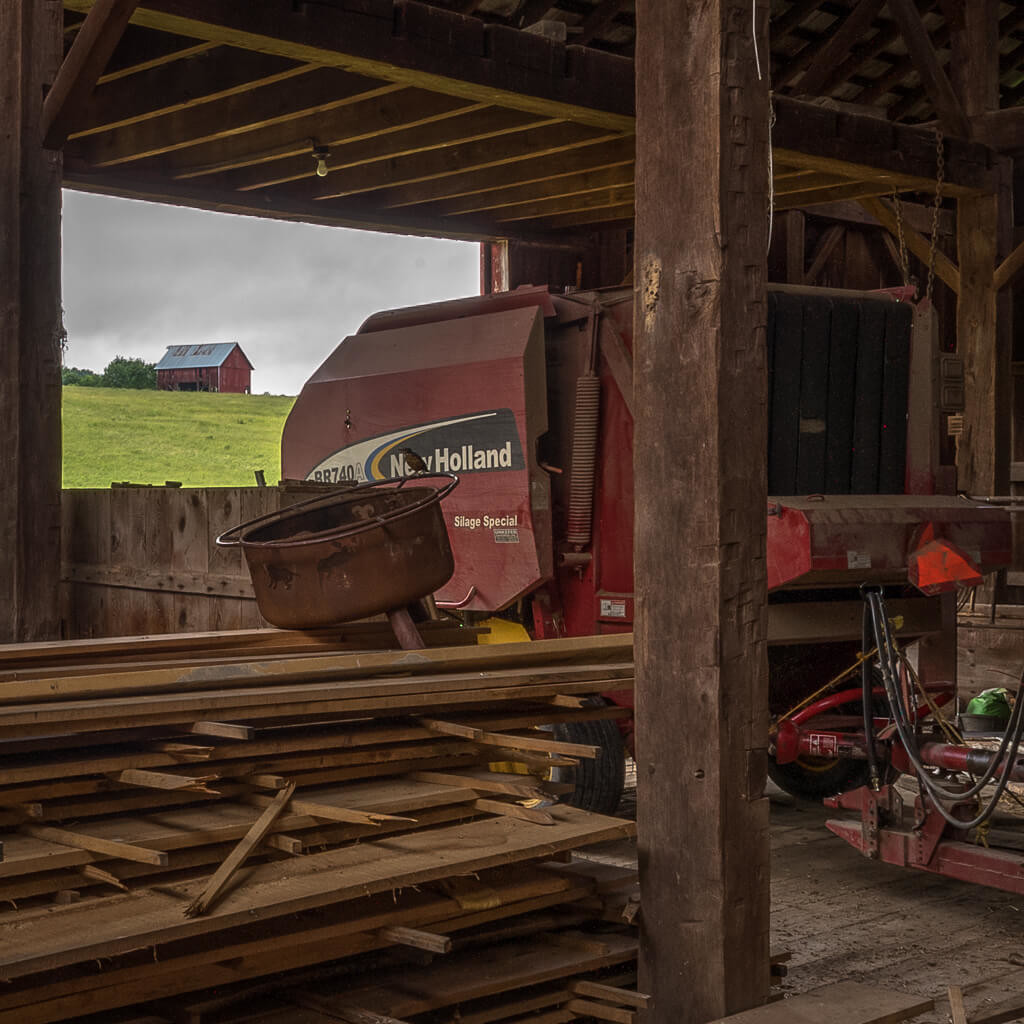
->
[312,145,329,178]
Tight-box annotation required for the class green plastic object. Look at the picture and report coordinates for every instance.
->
[965,688,1012,723]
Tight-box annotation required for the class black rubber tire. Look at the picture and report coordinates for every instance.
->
[550,715,626,816]
[767,755,871,801]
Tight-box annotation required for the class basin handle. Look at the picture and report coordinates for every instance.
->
[436,585,478,610]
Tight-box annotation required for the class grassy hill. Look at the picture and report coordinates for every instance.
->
[62,387,296,488]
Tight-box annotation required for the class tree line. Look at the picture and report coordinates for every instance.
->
[62,356,156,389]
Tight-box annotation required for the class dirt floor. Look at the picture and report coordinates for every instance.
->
[582,782,1024,1023]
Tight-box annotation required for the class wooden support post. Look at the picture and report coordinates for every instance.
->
[783,211,805,285]
[0,1,65,643]
[948,0,1000,131]
[633,2,771,1021]
[951,0,1008,499]
[956,194,1002,495]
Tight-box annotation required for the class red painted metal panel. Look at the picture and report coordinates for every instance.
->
[282,306,552,612]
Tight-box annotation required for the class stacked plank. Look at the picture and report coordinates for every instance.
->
[0,630,637,1024]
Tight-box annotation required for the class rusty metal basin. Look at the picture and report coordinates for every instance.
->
[216,475,458,629]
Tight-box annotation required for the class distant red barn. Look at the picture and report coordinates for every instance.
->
[155,343,254,394]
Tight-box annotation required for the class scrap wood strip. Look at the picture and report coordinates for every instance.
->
[184,782,296,918]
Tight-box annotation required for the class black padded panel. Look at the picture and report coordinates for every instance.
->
[766,290,912,496]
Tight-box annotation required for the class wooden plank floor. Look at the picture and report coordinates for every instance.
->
[580,785,1024,1024]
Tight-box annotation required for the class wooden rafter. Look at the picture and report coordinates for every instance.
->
[429,163,634,218]
[166,91,484,180]
[886,0,969,137]
[379,136,634,210]
[72,48,309,138]
[791,0,885,97]
[773,0,823,42]
[517,0,553,27]
[97,30,213,83]
[493,184,634,223]
[857,196,960,293]
[42,0,142,149]
[994,238,1024,292]
[282,124,624,202]
[775,180,904,211]
[577,0,628,47]
[218,115,594,195]
[62,0,635,131]
[78,73,416,167]
[804,224,845,284]
[821,17,906,99]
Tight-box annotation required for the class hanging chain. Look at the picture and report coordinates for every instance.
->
[891,192,911,288]
[925,126,944,304]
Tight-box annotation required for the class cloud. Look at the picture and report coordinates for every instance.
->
[61,190,481,395]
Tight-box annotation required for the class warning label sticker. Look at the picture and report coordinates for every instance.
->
[600,599,628,618]
[808,733,839,758]
[847,550,872,570]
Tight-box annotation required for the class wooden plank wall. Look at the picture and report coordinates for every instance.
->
[61,485,327,639]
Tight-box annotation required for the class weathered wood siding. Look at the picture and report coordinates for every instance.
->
[61,485,325,639]
[218,346,253,393]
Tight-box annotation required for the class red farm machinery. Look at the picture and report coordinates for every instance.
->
[282,283,1024,893]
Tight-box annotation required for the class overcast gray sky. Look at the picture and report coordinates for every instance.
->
[61,191,481,396]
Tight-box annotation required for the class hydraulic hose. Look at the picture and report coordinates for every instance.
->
[861,591,881,790]
[865,589,1024,830]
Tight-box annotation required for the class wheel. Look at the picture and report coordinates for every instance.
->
[549,711,626,816]
[767,754,871,800]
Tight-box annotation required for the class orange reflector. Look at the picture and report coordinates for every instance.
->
[908,537,983,595]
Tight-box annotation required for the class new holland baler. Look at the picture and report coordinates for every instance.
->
[282,284,1024,891]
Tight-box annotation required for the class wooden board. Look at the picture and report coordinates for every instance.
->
[0,807,634,979]
[0,633,632,703]
[296,931,637,1020]
[707,982,932,1024]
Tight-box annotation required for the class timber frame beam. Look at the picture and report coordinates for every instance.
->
[42,0,140,149]
[62,0,636,132]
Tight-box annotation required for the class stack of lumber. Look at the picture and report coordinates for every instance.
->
[0,631,637,1024]
[0,620,482,681]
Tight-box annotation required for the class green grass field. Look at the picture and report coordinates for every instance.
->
[62,387,296,488]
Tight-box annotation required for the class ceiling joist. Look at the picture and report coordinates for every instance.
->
[55,1,1014,243]
[43,0,141,149]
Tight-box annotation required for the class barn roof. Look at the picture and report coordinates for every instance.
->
[155,342,252,371]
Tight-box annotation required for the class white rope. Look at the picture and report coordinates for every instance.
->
[752,0,763,80]
[751,0,773,251]
[767,103,775,253]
